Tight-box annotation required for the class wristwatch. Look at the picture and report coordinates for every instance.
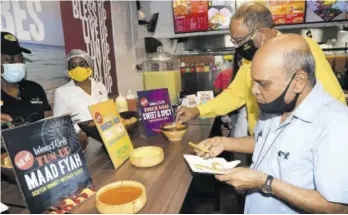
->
[261,175,274,195]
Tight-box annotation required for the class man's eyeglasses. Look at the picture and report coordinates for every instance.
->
[230,28,263,47]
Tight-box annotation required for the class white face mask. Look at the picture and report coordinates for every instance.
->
[2,63,26,83]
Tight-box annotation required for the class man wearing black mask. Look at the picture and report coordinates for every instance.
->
[193,34,348,214]
[176,2,346,135]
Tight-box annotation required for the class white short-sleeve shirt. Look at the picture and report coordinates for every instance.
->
[53,78,109,131]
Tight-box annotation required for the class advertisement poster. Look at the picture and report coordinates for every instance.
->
[173,0,209,33]
[88,100,133,169]
[137,89,174,136]
[306,1,347,23]
[0,1,68,104]
[208,1,235,30]
[268,1,305,25]
[60,0,118,96]
[1,115,95,214]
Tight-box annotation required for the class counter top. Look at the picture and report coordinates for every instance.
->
[1,120,213,214]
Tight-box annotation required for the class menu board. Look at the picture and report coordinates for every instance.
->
[173,0,310,33]
[88,99,134,169]
[305,1,348,23]
[1,115,95,214]
[137,88,174,136]
[208,1,235,31]
[173,0,209,33]
[268,1,305,25]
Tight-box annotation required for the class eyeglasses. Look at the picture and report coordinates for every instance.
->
[230,28,262,48]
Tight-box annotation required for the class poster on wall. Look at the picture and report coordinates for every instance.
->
[60,0,118,96]
[1,115,95,214]
[0,1,67,103]
[305,1,348,23]
[137,88,174,136]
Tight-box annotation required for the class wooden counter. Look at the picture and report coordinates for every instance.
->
[1,120,213,214]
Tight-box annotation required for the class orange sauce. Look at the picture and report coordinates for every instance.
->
[99,186,142,205]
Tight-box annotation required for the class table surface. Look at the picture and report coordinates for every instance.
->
[1,119,213,214]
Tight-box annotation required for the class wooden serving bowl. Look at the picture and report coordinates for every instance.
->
[160,122,189,142]
[96,181,147,214]
[130,146,164,168]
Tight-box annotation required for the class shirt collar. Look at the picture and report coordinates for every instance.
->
[292,82,324,123]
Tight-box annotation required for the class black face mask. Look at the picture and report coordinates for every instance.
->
[236,38,258,61]
[257,75,300,114]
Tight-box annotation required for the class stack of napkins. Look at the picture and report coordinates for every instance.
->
[184,154,240,175]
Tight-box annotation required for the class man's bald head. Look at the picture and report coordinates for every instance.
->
[253,34,316,86]
[231,3,274,33]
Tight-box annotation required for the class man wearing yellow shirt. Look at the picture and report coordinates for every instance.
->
[177,3,346,134]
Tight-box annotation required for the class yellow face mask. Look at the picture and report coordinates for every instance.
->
[68,67,92,82]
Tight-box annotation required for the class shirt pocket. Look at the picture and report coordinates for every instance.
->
[277,147,314,188]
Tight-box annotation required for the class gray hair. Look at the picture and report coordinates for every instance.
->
[65,49,93,76]
[282,49,316,86]
[232,3,274,33]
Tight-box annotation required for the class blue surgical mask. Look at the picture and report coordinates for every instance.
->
[2,63,26,83]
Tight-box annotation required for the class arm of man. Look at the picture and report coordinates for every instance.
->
[270,178,348,214]
[197,64,248,117]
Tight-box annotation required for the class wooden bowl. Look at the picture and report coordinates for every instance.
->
[130,146,164,168]
[120,111,139,134]
[96,181,147,214]
[160,123,189,142]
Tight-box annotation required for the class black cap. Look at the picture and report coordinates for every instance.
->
[1,32,31,55]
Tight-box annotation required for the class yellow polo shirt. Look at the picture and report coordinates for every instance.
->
[198,36,347,135]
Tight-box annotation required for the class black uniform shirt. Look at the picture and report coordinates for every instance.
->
[1,79,51,123]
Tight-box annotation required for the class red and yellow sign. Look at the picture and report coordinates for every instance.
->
[88,100,133,169]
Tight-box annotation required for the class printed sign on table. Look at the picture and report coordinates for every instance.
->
[88,100,134,169]
[137,88,174,136]
[1,115,95,214]
[197,91,214,105]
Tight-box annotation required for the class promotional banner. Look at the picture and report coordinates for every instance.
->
[88,100,133,169]
[137,89,174,136]
[60,0,118,96]
[0,0,67,103]
[2,115,95,214]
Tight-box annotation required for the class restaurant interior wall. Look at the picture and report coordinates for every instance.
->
[111,1,144,96]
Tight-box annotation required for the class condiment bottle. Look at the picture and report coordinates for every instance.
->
[125,90,137,112]
[115,92,128,113]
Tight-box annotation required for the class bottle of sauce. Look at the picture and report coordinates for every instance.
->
[126,90,137,112]
[116,92,128,113]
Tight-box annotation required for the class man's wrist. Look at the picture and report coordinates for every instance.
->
[194,107,201,117]
[257,172,268,189]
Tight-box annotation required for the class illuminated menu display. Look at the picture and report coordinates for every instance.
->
[268,1,305,25]
[305,1,348,23]
[173,0,209,33]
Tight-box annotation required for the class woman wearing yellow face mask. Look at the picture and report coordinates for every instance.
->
[53,49,108,132]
